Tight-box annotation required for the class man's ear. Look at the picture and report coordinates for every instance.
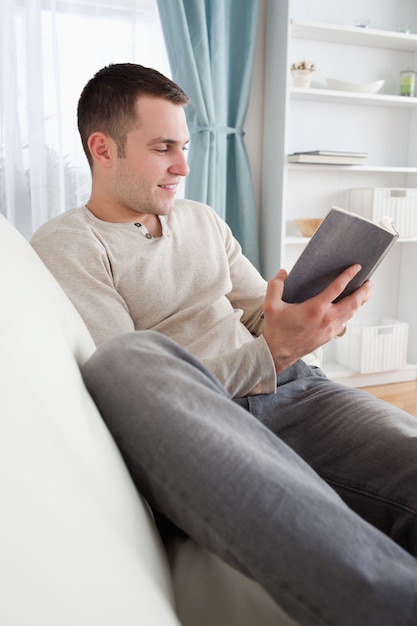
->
[88,132,114,167]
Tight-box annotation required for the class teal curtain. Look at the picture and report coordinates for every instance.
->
[156,0,260,268]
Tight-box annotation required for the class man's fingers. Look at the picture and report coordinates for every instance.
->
[263,269,288,314]
[318,264,362,303]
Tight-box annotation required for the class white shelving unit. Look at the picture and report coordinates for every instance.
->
[292,20,417,51]
[291,86,417,107]
[261,0,417,387]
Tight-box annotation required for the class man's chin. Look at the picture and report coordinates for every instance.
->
[158,201,175,216]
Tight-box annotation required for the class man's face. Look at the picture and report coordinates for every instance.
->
[109,96,190,219]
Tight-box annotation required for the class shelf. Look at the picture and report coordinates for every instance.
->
[286,236,310,244]
[291,87,417,107]
[262,2,417,385]
[324,361,417,387]
[291,20,417,52]
[287,163,417,174]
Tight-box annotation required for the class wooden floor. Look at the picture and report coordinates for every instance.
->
[362,380,417,417]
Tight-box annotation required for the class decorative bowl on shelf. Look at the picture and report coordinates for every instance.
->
[326,78,384,93]
[296,218,323,237]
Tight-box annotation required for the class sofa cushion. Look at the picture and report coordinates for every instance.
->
[167,538,297,626]
[0,215,180,625]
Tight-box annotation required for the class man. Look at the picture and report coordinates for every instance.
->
[31,64,417,625]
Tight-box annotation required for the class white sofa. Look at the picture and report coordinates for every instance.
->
[0,214,296,626]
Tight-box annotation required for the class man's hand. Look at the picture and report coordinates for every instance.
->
[262,265,373,374]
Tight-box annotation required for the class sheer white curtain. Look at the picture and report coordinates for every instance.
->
[0,0,169,239]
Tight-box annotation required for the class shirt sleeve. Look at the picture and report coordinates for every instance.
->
[202,334,277,398]
[198,214,278,397]
[212,213,267,332]
[206,214,322,396]
[31,229,135,346]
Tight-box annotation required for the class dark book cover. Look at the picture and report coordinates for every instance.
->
[282,207,399,304]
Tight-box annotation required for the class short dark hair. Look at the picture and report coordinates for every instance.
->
[77,63,190,168]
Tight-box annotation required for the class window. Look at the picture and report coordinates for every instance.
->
[1,0,170,236]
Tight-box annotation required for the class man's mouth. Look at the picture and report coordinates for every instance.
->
[158,183,178,192]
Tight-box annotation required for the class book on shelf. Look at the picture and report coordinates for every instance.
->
[288,150,367,165]
[282,206,399,304]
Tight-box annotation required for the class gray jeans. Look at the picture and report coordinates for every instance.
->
[81,331,417,626]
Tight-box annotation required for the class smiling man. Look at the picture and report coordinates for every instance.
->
[30,64,417,626]
[83,87,190,233]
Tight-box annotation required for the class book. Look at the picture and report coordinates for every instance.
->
[288,152,367,165]
[292,150,368,158]
[282,206,399,304]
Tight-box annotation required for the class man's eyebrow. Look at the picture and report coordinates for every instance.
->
[147,137,190,146]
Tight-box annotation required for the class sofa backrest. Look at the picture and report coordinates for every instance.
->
[0,214,180,625]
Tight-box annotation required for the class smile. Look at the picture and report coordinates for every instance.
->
[158,184,178,192]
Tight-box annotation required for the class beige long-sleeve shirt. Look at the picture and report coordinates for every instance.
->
[31,200,319,398]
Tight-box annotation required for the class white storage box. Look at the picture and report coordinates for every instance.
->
[336,317,408,374]
[349,188,417,238]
